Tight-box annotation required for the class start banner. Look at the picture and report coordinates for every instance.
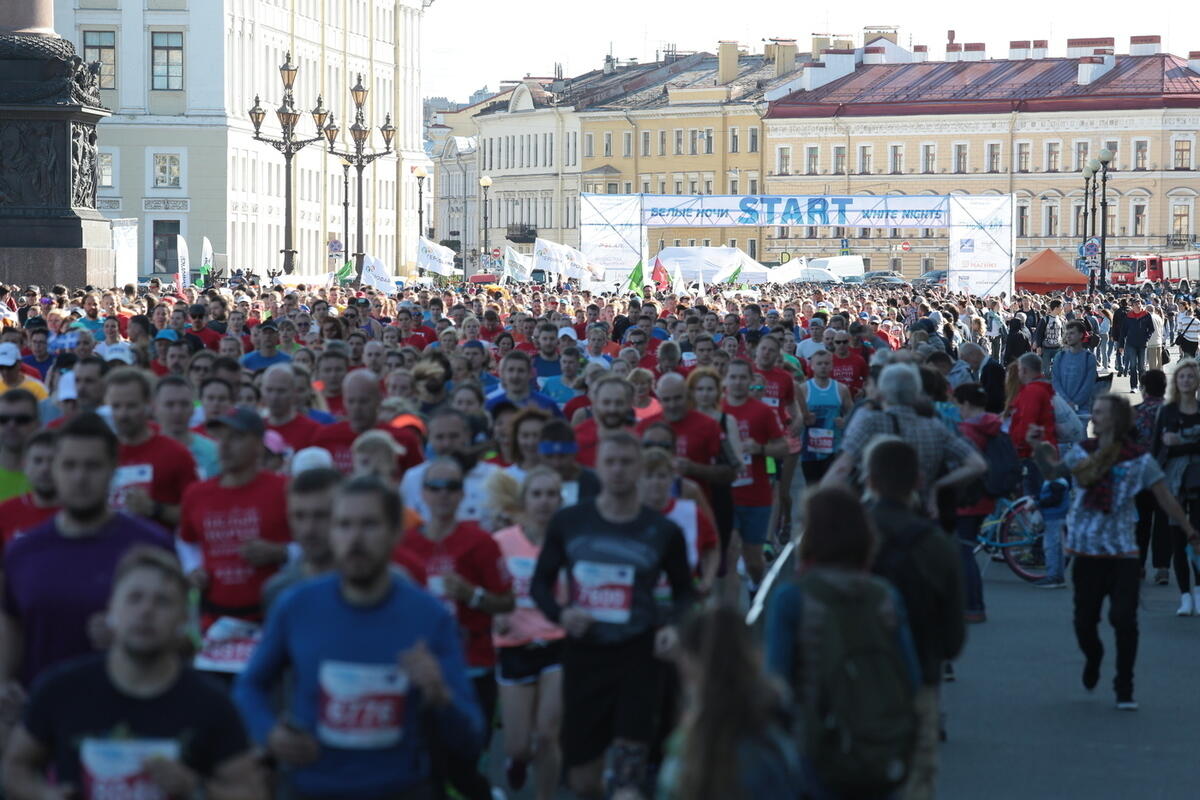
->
[585,193,951,229]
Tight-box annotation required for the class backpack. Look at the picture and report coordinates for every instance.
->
[795,570,918,796]
[1042,316,1063,349]
[981,429,1022,498]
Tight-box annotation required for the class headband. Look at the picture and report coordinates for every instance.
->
[539,441,578,456]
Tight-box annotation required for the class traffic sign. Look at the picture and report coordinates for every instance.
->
[491,247,501,258]
[900,241,911,252]
[840,238,850,249]
[1083,237,1100,257]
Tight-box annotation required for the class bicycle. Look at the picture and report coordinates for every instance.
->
[975,495,1049,582]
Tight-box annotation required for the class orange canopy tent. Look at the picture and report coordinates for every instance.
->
[1015,249,1089,293]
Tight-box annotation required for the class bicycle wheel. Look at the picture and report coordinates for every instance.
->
[999,502,1047,582]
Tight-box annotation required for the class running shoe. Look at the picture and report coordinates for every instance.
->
[1033,576,1066,589]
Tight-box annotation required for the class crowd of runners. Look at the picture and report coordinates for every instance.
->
[0,272,1195,800]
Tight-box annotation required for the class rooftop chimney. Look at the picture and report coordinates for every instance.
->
[1190,51,1200,75]
[1066,37,1115,58]
[945,42,962,63]
[913,44,928,62]
[1078,50,1115,85]
[962,42,986,62]
[603,54,616,75]
[718,40,738,84]
[863,46,886,65]
[1130,35,1161,55]
[1009,40,1031,60]
[1031,39,1048,58]
[775,39,798,77]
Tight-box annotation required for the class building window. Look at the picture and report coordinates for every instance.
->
[832,146,846,175]
[704,129,714,155]
[704,179,712,194]
[889,145,902,174]
[858,226,871,239]
[603,132,612,157]
[748,178,758,194]
[921,144,935,173]
[674,239,681,247]
[152,220,181,271]
[861,257,871,268]
[689,181,697,194]
[151,32,183,91]
[658,130,666,156]
[640,131,650,157]
[658,180,666,194]
[1104,140,1119,167]
[1044,204,1059,236]
[153,153,181,188]
[1133,203,1147,236]
[688,239,696,247]
[689,130,699,156]
[923,257,934,271]
[1017,143,1030,172]
[623,181,632,194]
[922,228,934,238]
[674,130,683,155]
[1073,204,1086,236]
[748,239,757,258]
[1016,205,1029,237]
[730,128,739,153]
[891,257,902,271]
[622,132,632,158]
[806,146,818,175]
[857,145,872,174]
[584,134,593,158]
[1174,140,1192,170]
[1135,140,1148,170]
[986,143,1001,173]
[98,152,114,188]
[776,146,791,175]
[954,144,968,173]
[777,226,789,239]
[1074,141,1089,171]
[641,181,650,193]
[729,178,738,194]
[728,238,737,249]
[606,182,618,194]
[748,128,759,153]
[83,31,116,89]
[1173,204,1191,236]
[674,180,683,194]
[1046,142,1060,172]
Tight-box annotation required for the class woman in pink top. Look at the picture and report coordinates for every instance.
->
[491,466,565,799]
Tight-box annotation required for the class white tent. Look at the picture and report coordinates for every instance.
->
[767,257,811,284]
[774,267,841,284]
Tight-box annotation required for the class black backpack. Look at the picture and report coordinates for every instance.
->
[981,430,1022,498]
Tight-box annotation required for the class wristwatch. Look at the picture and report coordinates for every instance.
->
[468,586,485,609]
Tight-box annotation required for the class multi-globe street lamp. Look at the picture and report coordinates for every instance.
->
[479,174,492,274]
[1089,148,1114,292]
[323,74,394,282]
[414,165,428,242]
[248,52,328,275]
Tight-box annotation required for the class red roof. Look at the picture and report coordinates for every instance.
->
[767,53,1200,118]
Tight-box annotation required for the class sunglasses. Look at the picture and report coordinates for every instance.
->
[0,414,35,426]
[424,480,463,493]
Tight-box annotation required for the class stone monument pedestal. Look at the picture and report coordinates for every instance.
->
[0,18,113,287]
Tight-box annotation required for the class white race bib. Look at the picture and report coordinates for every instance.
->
[81,738,180,800]
[193,617,261,674]
[762,396,780,408]
[808,427,835,455]
[572,561,635,624]
[506,556,537,609]
[109,464,153,509]
[317,661,409,749]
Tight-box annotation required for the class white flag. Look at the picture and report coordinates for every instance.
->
[671,260,686,293]
[175,235,190,292]
[417,237,461,277]
[361,256,396,294]
[503,247,532,283]
[201,237,213,270]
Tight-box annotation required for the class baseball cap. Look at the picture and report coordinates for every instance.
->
[258,320,279,332]
[869,315,882,323]
[103,343,135,365]
[0,342,18,367]
[291,446,334,475]
[154,329,179,342]
[205,406,266,436]
[557,327,579,341]
[56,370,77,402]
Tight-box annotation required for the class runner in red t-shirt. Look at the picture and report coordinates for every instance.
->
[391,457,513,798]
[105,370,198,528]
[261,363,320,453]
[829,333,869,398]
[0,431,58,545]
[179,409,291,629]
[573,376,636,467]
[636,373,731,489]
[308,370,424,475]
[188,304,223,351]
[721,359,787,588]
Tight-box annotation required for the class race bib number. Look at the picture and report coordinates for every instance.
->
[425,575,456,614]
[193,617,261,674]
[572,561,635,624]
[318,661,409,749]
[808,427,835,455]
[109,464,153,508]
[81,738,180,800]
[762,396,780,408]
[731,451,753,487]
[507,556,537,609]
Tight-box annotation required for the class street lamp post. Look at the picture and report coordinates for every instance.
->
[1091,149,1114,292]
[1082,165,1094,293]
[323,74,394,283]
[341,161,351,272]
[248,52,327,275]
[414,166,427,241]
[479,175,492,275]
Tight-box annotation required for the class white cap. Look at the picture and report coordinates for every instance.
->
[103,342,135,365]
[0,342,18,367]
[290,446,334,476]
[56,370,77,402]
[557,327,578,341]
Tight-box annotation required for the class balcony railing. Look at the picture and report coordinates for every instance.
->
[506,224,537,243]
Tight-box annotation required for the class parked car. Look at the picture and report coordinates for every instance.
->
[912,269,948,288]
[840,274,865,284]
[865,274,911,287]
[863,270,903,280]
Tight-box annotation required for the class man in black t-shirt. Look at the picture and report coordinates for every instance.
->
[3,547,265,800]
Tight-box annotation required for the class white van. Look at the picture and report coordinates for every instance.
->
[808,255,866,280]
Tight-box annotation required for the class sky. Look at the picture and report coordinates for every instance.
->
[421,0,1195,100]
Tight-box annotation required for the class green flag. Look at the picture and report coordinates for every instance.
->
[623,260,644,294]
[723,265,743,284]
[335,260,354,281]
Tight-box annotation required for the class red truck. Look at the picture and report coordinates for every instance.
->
[1108,252,1200,286]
